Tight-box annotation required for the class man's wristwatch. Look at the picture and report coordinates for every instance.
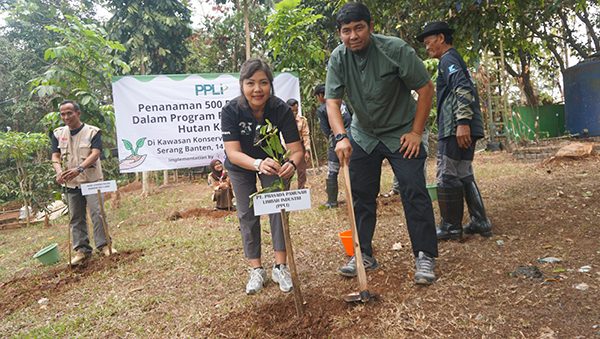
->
[253,159,263,172]
[77,166,84,173]
[335,133,348,142]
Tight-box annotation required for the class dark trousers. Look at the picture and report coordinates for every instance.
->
[297,156,307,189]
[228,170,286,259]
[349,137,438,258]
[68,190,108,254]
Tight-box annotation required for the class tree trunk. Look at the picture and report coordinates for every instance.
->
[16,161,30,227]
[143,171,151,194]
[233,40,238,72]
[518,52,538,106]
[244,0,250,60]
[163,170,168,186]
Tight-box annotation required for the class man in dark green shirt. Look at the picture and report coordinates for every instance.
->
[325,2,438,285]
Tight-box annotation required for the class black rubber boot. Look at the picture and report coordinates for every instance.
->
[436,185,464,240]
[463,182,492,237]
[320,178,338,209]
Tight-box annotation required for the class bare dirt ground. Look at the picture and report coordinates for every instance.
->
[1,151,599,338]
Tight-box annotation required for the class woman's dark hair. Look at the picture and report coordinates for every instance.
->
[238,58,275,110]
[336,2,371,30]
[286,98,298,107]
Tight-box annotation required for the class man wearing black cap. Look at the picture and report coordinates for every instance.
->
[325,2,438,285]
[417,22,492,240]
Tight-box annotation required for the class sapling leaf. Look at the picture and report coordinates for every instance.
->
[249,185,280,207]
[248,119,294,207]
[262,144,275,159]
[274,138,284,156]
[267,138,279,160]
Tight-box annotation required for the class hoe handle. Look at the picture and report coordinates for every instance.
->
[342,165,369,294]
[98,189,112,255]
[281,208,304,317]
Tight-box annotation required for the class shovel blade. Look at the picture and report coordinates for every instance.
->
[343,291,379,303]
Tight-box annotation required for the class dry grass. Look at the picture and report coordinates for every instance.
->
[1,151,599,338]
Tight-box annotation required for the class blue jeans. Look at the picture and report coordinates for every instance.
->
[349,137,438,258]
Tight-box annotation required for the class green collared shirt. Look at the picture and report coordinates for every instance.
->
[325,34,430,153]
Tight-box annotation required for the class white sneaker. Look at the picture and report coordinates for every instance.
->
[272,264,293,293]
[246,267,266,295]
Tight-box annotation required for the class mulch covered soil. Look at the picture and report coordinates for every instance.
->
[167,207,232,220]
[2,153,599,338]
[207,156,600,338]
[0,249,144,317]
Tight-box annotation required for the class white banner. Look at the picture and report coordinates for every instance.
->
[252,189,311,215]
[112,73,301,173]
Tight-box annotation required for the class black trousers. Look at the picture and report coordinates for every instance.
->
[349,136,438,258]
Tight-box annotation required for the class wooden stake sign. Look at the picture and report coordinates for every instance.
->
[253,189,311,317]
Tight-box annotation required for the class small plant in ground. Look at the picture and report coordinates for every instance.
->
[249,119,291,205]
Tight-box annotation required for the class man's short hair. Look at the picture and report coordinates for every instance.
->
[286,99,298,107]
[59,100,81,112]
[313,83,325,96]
[336,2,371,30]
[442,33,453,45]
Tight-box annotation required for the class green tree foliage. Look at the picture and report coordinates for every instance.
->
[267,0,325,71]
[0,131,52,224]
[266,0,328,157]
[186,2,270,73]
[440,0,599,106]
[105,0,193,75]
[29,13,128,152]
[0,0,98,133]
[341,0,599,107]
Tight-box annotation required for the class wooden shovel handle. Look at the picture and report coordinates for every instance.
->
[342,165,369,292]
[98,190,112,255]
[280,209,304,317]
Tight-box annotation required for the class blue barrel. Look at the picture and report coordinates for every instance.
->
[563,59,600,137]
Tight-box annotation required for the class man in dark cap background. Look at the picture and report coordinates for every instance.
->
[417,22,492,240]
[314,82,352,209]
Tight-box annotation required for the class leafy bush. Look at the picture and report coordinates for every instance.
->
[0,155,55,213]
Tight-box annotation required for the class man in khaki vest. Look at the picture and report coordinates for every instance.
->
[51,100,117,266]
